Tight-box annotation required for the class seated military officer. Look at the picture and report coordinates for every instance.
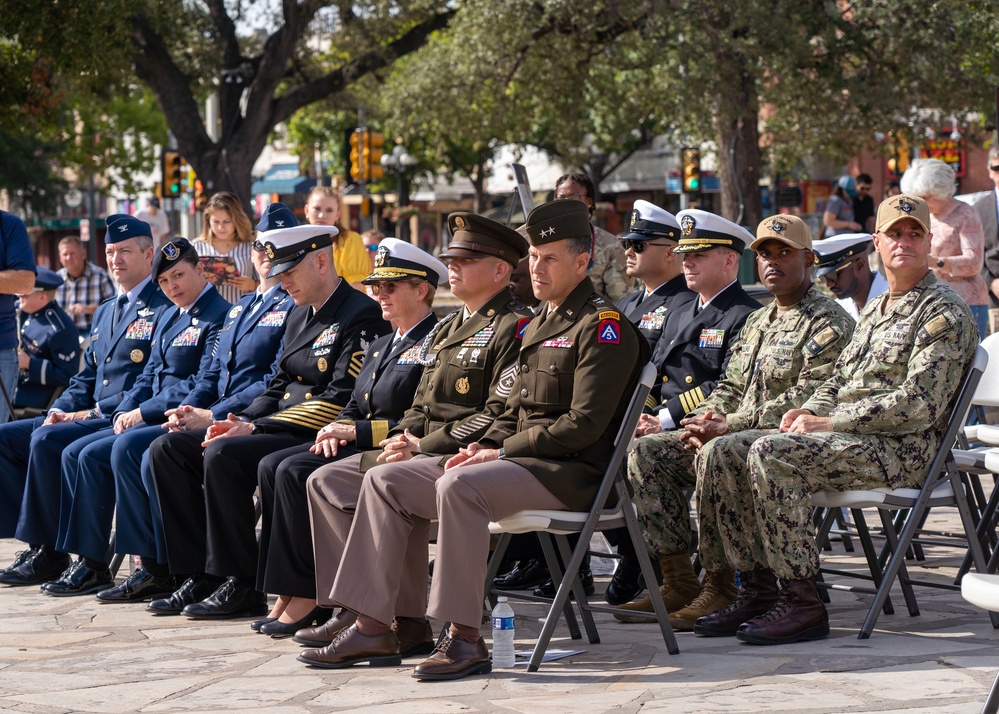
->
[297,213,531,653]
[813,233,888,320]
[694,195,977,644]
[0,215,170,587]
[14,268,80,410]
[42,238,231,596]
[618,214,853,627]
[147,222,389,619]
[297,200,649,681]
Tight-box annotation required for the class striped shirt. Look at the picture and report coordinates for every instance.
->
[191,239,256,305]
[57,262,116,332]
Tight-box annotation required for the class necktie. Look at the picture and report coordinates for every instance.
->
[112,294,128,330]
[245,293,264,320]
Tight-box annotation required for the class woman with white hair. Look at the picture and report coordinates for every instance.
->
[901,158,989,337]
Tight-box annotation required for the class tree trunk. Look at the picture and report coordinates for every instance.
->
[712,50,763,230]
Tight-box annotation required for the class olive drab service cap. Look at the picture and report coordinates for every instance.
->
[440,212,529,267]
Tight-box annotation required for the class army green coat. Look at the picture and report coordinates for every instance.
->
[481,277,651,510]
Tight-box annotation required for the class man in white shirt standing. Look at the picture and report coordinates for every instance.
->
[136,197,171,247]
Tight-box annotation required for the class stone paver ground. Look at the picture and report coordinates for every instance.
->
[2,507,999,713]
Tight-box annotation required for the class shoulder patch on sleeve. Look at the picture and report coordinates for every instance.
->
[598,319,621,344]
[917,314,952,344]
[804,324,843,357]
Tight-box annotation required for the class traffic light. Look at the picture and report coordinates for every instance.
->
[162,150,185,195]
[363,132,385,180]
[887,130,910,177]
[349,130,363,181]
[186,167,197,193]
[194,179,208,211]
[681,148,701,193]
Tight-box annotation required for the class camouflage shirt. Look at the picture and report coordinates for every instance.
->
[801,272,977,486]
[589,225,637,302]
[698,286,854,432]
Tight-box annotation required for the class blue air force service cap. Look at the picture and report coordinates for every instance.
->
[152,237,197,278]
[812,233,874,278]
[33,267,64,290]
[622,200,680,242]
[256,202,298,233]
[260,225,338,278]
[104,214,152,244]
[364,238,448,287]
[672,209,754,255]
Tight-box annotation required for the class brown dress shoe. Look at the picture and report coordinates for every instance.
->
[412,634,492,681]
[393,616,435,658]
[693,569,778,637]
[293,608,357,647]
[736,578,830,645]
[297,624,402,669]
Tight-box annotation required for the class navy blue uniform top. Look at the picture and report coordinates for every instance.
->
[241,280,390,438]
[114,284,231,423]
[0,211,37,350]
[182,286,295,419]
[616,274,695,354]
[650,280,761,423]
[52,280,172,415]
[336,312,438,449]
[15,300,81,408]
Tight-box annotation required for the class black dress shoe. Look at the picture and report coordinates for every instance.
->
[260,607,332,638]
[605,556,645,606]
[95,569,178,603]
[250,617,277,632]
[42,560,113,597]
[1,548,34,576]
[493,558,551,590]
[0,548,70,586]
[534,569,595,599]
[182,577,268,619]
[146,576,221,615]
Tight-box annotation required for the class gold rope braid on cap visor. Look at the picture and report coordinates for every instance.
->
[366,267,428,280]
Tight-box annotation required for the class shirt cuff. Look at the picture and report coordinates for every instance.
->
[659,410,676,430]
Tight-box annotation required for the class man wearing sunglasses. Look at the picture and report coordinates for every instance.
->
[974,146,999,335]
[813,233,888,320]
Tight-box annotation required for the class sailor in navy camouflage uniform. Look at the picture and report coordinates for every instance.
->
[14,268,80,410]
[0,214,171,587]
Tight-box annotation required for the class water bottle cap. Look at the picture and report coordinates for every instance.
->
[497,596,508,602]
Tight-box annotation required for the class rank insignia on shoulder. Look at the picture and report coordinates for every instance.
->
[598,319,621,344]
[805,325,842,356]
[917,314,951,344]
[599,310,620,321]
[516,317,531,340]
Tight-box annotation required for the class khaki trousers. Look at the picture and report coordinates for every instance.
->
[328,455,566,629]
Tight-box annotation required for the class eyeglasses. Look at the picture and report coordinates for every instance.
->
[369,281,417,295]
[623,240,674,254]
[252,240,267,252]
[555,192,589,202]
[821,259,858,282]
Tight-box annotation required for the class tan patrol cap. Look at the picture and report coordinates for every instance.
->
[750,214,813,251]
[876,194,930,234]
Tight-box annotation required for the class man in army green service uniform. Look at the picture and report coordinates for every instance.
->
[618,214,853,629]
[694,195,977,645]
[300,199,648,681]
[298,212,532,657]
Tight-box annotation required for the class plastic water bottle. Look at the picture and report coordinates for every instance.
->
[491,596,516,668]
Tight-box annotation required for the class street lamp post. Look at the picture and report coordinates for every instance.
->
[381,143,418,243]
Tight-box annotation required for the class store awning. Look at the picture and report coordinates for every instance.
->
[251,164,316,196]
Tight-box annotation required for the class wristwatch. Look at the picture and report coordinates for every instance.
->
[937,258,946,268]
[86,409,99,420]
[497,447,506,459]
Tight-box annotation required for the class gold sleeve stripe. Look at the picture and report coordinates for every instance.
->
[370,420,390,445]
[678,386,706,414]
[645,394,657,410]
[267,413,334,430]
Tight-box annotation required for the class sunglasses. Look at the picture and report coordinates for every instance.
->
[623,239,674,254]
[369,281,415,295]
[991,165,999,172]
[252,240,267,252]
[555,192,589,202]
[365,244,380,252]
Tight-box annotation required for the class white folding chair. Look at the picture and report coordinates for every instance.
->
[962,573,999,714]
[812,345,999,638]
[483,362,679,671]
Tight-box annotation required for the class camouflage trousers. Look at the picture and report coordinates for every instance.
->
[698,430,891,580]
[627,430,696,557]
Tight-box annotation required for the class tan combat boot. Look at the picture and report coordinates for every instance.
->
[613,552,701,623]
[668,568,738,631]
